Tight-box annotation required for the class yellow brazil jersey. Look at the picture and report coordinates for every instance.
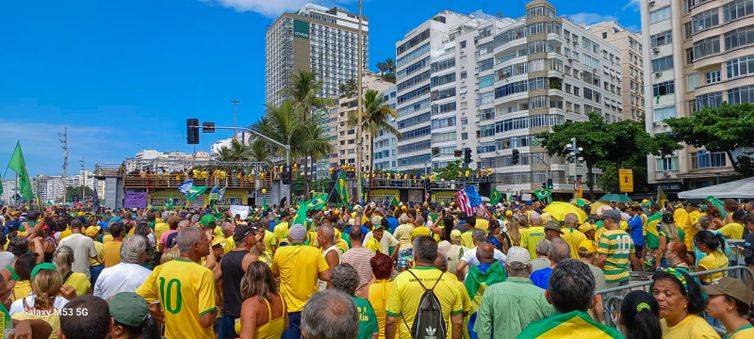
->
[461,230,475,249]
[154,222,170,245]
[410,226,431,239]
[136,258,216,339]
[90,241,103,266]
[517,310,623,339]
[103,234,113,243]
[273,222,289,243]
[597,229,635,283]
[561,227,587,260]
[368,279,393,339]
[660,314,720,339]
[12,280,31,302]
[520,226,545,259]
[475,219,489,232]
[223,236,236,253]
[263,230,278,257]
[64,272,91,297]
[385,267,463,339]
[698,250,728,284]
[271,245,329,312]
[730,325,754,339]
[685,210,702,251]
[718,222,744,240]
[58,228,73,242]
[102,240,122,268]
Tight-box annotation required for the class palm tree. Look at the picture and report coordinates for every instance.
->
[338,78,357,98]
[348,89,401,199]
[284,70,335,120]
[384,58,395,74]
[376,61,387,78]
[215,139,251,162]
[295,123,332,195]
[248,139,274,166]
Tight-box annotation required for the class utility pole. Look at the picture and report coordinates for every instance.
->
[355,0,364,204]
[58,127,68,203]
[80,157,86,202]
[231,99,240,143]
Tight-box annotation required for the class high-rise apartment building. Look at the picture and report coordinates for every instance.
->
[641,0,752,189]
[266,3,368,108]
[589,22,646,120]
[328,73,396,171]
[395,0,624,192]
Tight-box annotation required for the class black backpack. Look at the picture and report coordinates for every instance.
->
[402,269,446,339]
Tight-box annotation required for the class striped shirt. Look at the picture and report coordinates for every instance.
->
[342,247,376,287]
[597,229,634,283]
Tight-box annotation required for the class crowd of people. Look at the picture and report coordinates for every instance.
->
[0,197,751,339]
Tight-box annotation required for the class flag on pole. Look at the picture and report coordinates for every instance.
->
[657,187,668,209]
[656,92,661,105]
[91,185,100,213]
[178,180,193,194]
[490,188,503,205]
[335,170,349,204]
[186,186,207,201]
[293,194,328,225]
[455,189,477,215]
[208,185,220,203]
[164,194,174,210]
[7,142,34,202]
[464,185,483,208]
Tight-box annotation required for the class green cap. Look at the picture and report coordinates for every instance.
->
[31,263,57,281]
[199,214,216,227]
[109,292,149,327]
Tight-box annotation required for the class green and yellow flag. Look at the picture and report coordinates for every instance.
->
[464,262,506,312]
[335,170,349,204]
[657,187,668,209]
[7,142,34,202]
[490,188,503,205]
[518,310,624,338]
[186,186,207,201]
[645,211,663,250]
[293,194,328,225]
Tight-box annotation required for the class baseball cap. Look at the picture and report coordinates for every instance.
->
[505,246,531,265]
[450,229,462,240]
[199,214,216,227]
[31,263,57,281]
[578,240,596,254]
[601,209,622,222]
[211,236,227,248]
[85,226,101,237]
[505,210,513,217]
[661,213,674,224]
[109,292,149,327]
[702,277,753,305]
[288,224,307,242]
[578,222,595,233]
[233,224,255,242]
[544,220,563,234]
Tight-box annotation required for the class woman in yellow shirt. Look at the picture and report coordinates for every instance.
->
[651,268,720,339]
[236,261,287,339]
[53,245,91,297]
[694,231,728,284]
[703,277,754,339]
[367,253,394,339]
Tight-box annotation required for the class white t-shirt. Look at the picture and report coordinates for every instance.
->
[460,247,507,267]
[93,263,152,300]
[9,294,69,316]
[58,233,97,277]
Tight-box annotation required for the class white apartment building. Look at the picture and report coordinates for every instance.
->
[641,0,753,189]
[373,86,398,171]
[395,0,624,192]
[266,3,368,108]
[589,22,647,120]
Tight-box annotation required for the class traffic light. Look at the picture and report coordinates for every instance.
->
[463,148,472,164]
[564,137,584,163]
[281,165,291,185]
[512,149,520,165]
[186,118,199,144]
[547,178,553,190]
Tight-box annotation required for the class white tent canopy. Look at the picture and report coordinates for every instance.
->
[677,177,754,199]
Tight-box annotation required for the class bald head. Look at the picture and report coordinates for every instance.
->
[434,253,448,272]
[476,242,495,264]
[563,213,578,226]
[549,238,571,265]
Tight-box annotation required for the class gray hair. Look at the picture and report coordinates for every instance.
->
[399,214,409,223]
[161,211,172,221]
[563,213,579,226]
[317,224,335,243]
[529,212,542,226]
[177,227,202,254]
[549,259,595,313]
[221,222,234,234]
[330,264,360,295]
[413,235,438,263]
[121,235,147,264]
[471,229,486,243]
[535,239,551,256]
[177,220,191,230]
[190,214,200,224]
[54,246,75,275]
[301,289,359,339]
[548,238,571,265]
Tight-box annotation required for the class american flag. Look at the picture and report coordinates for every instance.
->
[464,185,483,207]
[455,189,477,215]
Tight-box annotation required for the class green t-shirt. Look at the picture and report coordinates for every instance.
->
[353,296,378,339]
[0,303,11,338]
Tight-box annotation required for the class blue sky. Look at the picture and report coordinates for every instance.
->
[0,0,641,176]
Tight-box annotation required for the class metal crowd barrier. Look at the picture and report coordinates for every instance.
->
[596,265,754,335]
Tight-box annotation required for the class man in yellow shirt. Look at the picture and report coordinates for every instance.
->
[561,213,587,259]
[271,224,331,339]
[685,203,703,251]
[385,235,464,339]
[153,211,171,246]
[273,211,291,244]
[136,227,217,339]
[718,211,745,240]
[103,222,124,268]
[520,212,545,259]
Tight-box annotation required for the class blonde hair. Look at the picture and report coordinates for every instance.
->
[507,220,522,246]
[160,247,180,264]
[54,245,74,276]
[660,221,679,242]
[31,269,63,310]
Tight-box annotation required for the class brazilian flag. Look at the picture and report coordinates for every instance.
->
[335,170,349,204]
[534,189,552,203]
[645,212,662,249]
[293,194,328,225]
[518,310,623,338]
[465,262,506,312]
[490,188,503,205]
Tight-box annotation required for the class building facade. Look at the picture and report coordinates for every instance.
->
[328,73,396,171]
[372,86,398,171]
[641,0,752,189]
[589,21,646,120]
[266,3,369,108]
[395,0,624,192]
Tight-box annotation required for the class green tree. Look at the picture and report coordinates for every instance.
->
[296,123,332,195]
[434,160,465,180]
[215,139,251,162]
[665,102,754,176]
[338,78,357,98]
[65,185,94,203]
[284,70,335,120]
[248,139,274,166]
[348,89,401,200]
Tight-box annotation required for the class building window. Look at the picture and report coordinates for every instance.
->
[687,73,699,91]
[692,8,720,33]
[479,74,494,88]
[726,54,754,79]
[650,7,672,23]
[705,70,721,84]
[692,151,727,169]
[653,81,675,96]
[694,92,723,111]
[655,157,679,172]
[723,0,754,23]
[724,25,754,50]
[693,36,721,60]
[728,85,754,104]
[652,56,674,72]
[650,30,673,48]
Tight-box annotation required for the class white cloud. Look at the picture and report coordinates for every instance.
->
[201,0,356,17]
[623,0,641,11]
[563,12,618,27]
